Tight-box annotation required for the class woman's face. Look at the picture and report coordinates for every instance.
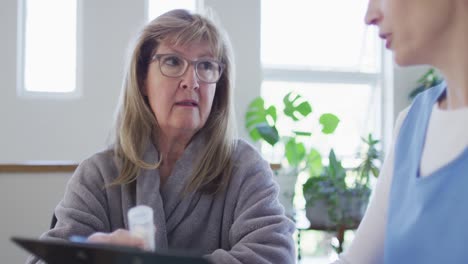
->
[365,0,455,66]
[143,41,218,139]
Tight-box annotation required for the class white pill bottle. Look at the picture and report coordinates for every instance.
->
[127,205,155,251]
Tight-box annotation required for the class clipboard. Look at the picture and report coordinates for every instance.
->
[12,236,211,264]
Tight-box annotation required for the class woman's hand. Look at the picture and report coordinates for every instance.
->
[87,229,146,250]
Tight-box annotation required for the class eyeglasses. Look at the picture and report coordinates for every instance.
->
[152,53,225,84]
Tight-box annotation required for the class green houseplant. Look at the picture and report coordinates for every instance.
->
[245,92,340,218]
[408,68,443,100]
[302,133,382,253]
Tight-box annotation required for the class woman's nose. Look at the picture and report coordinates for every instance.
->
[181,65,199,90]
[364,0,383,26]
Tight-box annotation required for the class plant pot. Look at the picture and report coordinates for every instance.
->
[271,164,298,219]
[305,191,370,229]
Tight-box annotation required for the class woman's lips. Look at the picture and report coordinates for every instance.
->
[175,100,198,107]
[379,33,392,49]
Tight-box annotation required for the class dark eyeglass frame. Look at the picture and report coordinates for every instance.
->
[151,53,225,84]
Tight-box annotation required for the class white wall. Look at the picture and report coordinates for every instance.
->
[0,1,147,262]
[0,0,147,163]
[204,0,262,141]
[0,173,70,263]
[0,0,430,262]
[0,0,260,163]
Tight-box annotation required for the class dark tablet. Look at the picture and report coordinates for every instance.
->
[12,236,210,264]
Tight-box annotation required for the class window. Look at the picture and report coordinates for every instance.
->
[18,0,78,96]
[261,0,381,161]
[261,1,383,259]
[147,0,197,21]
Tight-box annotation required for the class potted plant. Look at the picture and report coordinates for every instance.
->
[245,92,340,218]
[302,133,382,253]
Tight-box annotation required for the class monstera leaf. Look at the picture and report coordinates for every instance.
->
[283,92,312,121]
[255,123,280,146]
[245,97,279,146]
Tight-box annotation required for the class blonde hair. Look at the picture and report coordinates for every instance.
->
[112,9,237,194]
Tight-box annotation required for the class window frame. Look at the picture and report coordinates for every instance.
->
[16,0,82,99]
[262,68,385,148]
[260,4,387,159]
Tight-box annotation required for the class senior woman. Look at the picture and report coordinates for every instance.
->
[28,9,295,264]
